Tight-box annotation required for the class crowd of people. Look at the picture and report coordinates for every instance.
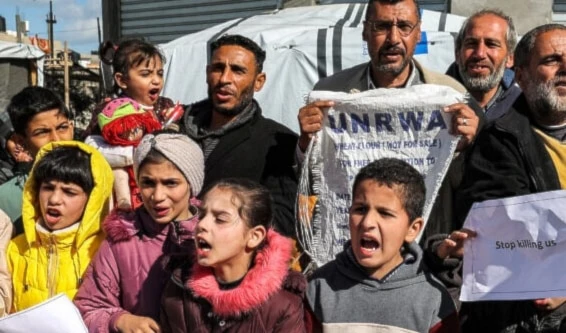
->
[0,0,564,331]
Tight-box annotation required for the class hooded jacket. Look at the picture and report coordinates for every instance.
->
[74,202,199,333]
[7,141,113,312]
[160,229,307,333]
[307,241,459,333]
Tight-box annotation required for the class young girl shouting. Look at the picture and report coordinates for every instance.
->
[8,141,114,312]
[75,132,204,333]
[160,178,307,333]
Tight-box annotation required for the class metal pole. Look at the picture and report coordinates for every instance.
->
[46,0,57,57]
[97,17,102,46]
[64,41,70,109]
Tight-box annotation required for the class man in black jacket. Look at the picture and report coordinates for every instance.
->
[439,24,566,332]
[181,34,298,237]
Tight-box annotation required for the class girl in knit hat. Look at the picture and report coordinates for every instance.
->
[75,131,204,333]
[84,39,184,210]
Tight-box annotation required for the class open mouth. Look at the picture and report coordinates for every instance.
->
[45,209,62,224]
[360,237,380,252]
[153,206,169,217]
[149,88,160,101]
[196,238,212,251]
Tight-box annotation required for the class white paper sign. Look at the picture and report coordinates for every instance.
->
[297,85,462,267]
[0,294,88,333]
[461,190,566,302]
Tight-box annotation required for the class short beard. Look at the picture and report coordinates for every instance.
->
[208,83,255,117]
[458,58,507,92]
[373,46,410,76]
[523,73,566,126]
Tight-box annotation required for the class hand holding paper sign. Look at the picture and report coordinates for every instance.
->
[436,228,476,259]
[460,190,566,302]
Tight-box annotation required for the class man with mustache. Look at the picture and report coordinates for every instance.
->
[180,34,298,238]
[440,24,566,332]
[298,0,482,249]
[447,9,522,122]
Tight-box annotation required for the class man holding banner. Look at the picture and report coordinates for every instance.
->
[298,0,482,252]
[439,24,566,332]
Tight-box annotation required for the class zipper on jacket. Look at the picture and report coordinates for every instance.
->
[46,235,58,298]
[172,220,181,246]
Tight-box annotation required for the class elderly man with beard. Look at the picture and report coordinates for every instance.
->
[180,34,298,237]
[437,24,566,332]
[446,9,522,122]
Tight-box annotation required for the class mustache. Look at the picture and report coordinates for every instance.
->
[551,75,566,85]
[464,59,494,71]
[378,45,406,56]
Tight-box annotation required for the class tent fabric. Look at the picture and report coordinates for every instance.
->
[0,41,44,87]
[0,41,45,135]
[160,4,467,132]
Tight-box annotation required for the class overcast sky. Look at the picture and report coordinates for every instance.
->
[0,0,102,54]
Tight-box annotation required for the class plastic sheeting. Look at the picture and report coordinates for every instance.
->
[160,4,467,132]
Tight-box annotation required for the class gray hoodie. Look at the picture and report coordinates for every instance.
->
[307,241,459,333]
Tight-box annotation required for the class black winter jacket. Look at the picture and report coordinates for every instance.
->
[181,99,298,237]
[455,94,565,333]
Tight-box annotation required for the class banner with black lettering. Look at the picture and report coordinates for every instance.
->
[297,84,462,267]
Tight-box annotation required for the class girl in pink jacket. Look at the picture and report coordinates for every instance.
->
[75,132,204,333]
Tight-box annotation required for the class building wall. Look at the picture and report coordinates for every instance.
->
[450,0,553,35]
[102,0,279,44]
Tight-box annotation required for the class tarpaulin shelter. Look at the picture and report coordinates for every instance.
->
[160,4,467,132]
[0,41,45,138]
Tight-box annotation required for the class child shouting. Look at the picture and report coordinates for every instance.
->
[75,132,204,333]
[8,141,114,312]
[160,178,307,332]
[307,158,459,333]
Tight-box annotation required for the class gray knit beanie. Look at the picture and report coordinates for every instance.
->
[133,133,204,197]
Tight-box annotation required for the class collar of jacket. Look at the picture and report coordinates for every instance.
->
[103,207,197,243]
[187,229,293,318]
[35,222,80,249]
[182,99,260,140]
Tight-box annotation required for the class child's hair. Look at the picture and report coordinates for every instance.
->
[101,39,165,95]
[352,158,425,222]
[211,35,266,73]
[33,146,94,194]
[202,178,273,230]
[7,87,73,135]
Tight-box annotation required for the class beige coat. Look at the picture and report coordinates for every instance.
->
[0,209,13,317]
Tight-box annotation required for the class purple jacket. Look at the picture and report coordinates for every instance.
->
[74,205,198,333]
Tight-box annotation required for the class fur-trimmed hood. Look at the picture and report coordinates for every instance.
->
[186,229,305,318]
[103,198,200,243]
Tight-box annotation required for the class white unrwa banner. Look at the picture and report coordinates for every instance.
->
[297,84,462,267]
[461,190,566,302]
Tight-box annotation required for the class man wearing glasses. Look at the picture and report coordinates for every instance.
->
[297,0,483,248]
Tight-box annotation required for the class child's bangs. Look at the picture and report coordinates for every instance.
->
[33,147,94,194]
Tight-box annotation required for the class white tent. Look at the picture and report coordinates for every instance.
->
[160,4,467,132]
